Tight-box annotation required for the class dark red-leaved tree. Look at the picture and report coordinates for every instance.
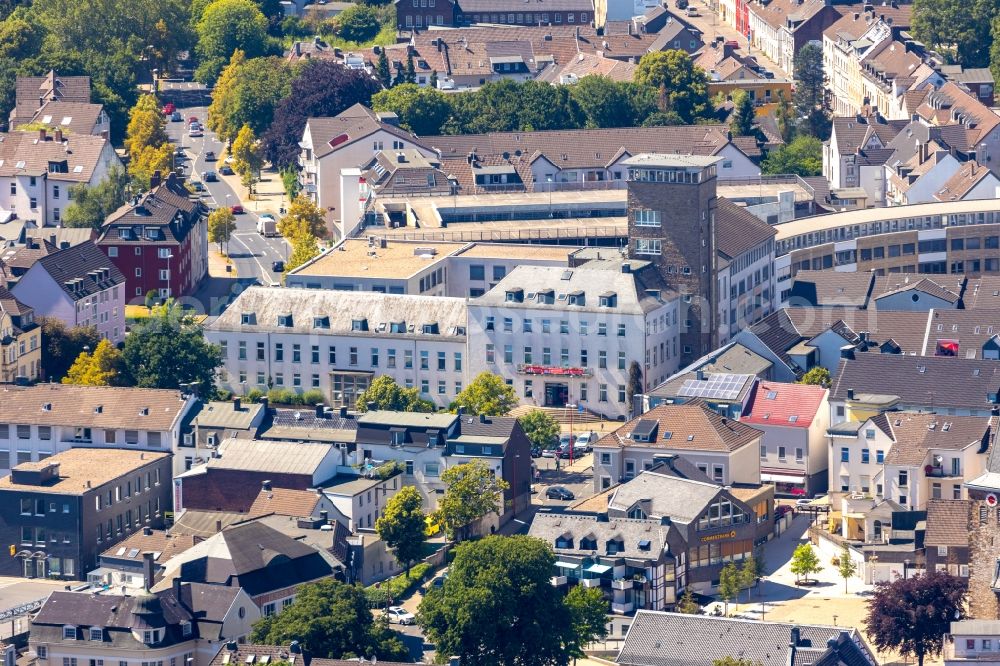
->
[262,60,382,169]
[863,570,966,666]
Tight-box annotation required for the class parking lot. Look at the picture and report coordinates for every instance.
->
[532,452,596,507]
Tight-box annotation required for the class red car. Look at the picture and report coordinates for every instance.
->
[231,204,245,214]
[162,102,175,115]
[188,116,199,123]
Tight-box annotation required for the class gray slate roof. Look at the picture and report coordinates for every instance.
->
[527,512,669,560]
[606,470,723,525]
[617,611,874,666]
[209,286,467,339]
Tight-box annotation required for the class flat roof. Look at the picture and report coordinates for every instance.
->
[453,242,580,261]
[290,238,462,278]
[0,449,169,495]
[774,198,1000,242]
[358,410,458,428]
[623,154,723,168]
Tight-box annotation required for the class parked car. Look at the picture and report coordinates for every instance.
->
[189,180,204,192]
[170,111,183,122]
[219,165,234,175]
[202,170,217,182]
[385,607,415,625]
[530,446,542,458]
[204,151,216,162]
[546,486,575,501]
[272,260,285,273]
[675,0,688,7]
[541,448,557,458]
[574,431,597,452]
[430,573,448,588]
[685,6,698,15]
[230,204,245,214]
[795,498,815,507]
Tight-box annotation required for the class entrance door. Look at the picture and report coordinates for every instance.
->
[23,558,35,578]
[544,383,568,407]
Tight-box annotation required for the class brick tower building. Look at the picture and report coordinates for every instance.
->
[624,154,721,364]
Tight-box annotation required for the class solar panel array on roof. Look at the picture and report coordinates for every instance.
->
[677,373,754,401]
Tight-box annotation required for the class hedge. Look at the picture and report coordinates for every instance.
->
[365,562,432,605]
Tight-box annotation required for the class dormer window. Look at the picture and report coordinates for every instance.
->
[181,622,192,637]
[351,318,368,331]
[390,321,406,333]
[599,292,617,308]
[537,289,555,304]
[580,536,597,551]
[555,535,574,549]
[313,316,329,329]
[142,630,158,644]
[277,314,293,327]
[606,538,624,555]
[505,288,524,303]
[63,626,77,640]
[422,322,439,334]
[568,291,585,306]
[240,313,255,325]
[89,628,103,642]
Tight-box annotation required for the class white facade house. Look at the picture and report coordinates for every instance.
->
[0,384,196,477]
[945,620,1000,665]
[467,260,680,419]
[716,203,778,345]
[0,129,121,227]
[11,240,127,344]
[205,286,468,409]
[298,105,433,236]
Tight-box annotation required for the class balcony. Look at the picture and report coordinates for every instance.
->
[925,465,959,478]
[550,575,568,586]
[612,578,634,591]
[611,601,634,614]
[581,578,603,588]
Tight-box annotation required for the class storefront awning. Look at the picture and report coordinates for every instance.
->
[761,472,806,484]
[555,561,579,569]
[586,563,612,574]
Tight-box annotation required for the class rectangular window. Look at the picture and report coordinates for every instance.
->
[841,448,849,462]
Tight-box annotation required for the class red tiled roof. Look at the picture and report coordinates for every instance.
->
[741,381,827,428]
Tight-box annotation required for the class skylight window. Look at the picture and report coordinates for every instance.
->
[766,390,777,400]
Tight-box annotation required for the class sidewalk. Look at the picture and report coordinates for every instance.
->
[208,247,235,277]
[216,147,289,218]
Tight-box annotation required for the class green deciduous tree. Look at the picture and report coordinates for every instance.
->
[278,194,327,239]
[634,50,710,124]
[62,166,129,230]
[208,51,293,143]
[718,562,739,614]
[250,578,409,661]
[799,366,831,386]
[626,360,643,411]
[790,543,822,584]
[375,486,426,575]
[125,94,172,187]
[740,554,758,602]
[371,83,452,135]
[195,0,272,85]
[208,207,237,253]
[434,460,509,541]
[446,79,585,134]
[517,409,560,450]
[335,4,382,43]
[418,535,609,666]
[916,0,996,68]
[565,586,610,659]
[864,571,966,666]
[121,302,223,398]
[568,75,657,129]
[838,544,857,593]
[454,372,518,416]
[729,89,756,137]
[356,375,435,412]
[762,135,823,176]
[775,89,795,144]
[61,339,122,386]
[38,318,101,382]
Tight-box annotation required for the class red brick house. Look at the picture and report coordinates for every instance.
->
[96,172,207,300]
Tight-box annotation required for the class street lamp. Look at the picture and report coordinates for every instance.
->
[760,575,767,620]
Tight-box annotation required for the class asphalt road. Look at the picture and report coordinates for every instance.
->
[532,453,595,507]
[159,82,288,314]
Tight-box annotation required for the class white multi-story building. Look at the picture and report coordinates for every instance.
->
[467,259,680,419]
[205,286,468,409]
[0,384,197,477]
[0,128,121,227]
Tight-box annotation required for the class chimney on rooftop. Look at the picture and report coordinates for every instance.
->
[233,397,241,411]
[367,401,377,412]
[143,526,152,536]
[260,396,269,410]
[339,406,348,419]
[262,479,272,492]
[315,403,325,418]
[215,520,223,533]
[39,127,46,142]
[141,552,155,592]
[320,510,329,525]
[150,171,161,189]
[847,388,856,400]
[54,128,63,143]
[173,575,181,601]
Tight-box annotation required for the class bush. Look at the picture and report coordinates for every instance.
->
[246,388,265,403]
[365,562,432,605]
[267,387,299,405]
[215,388,234,401]
[300,388,325,406]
